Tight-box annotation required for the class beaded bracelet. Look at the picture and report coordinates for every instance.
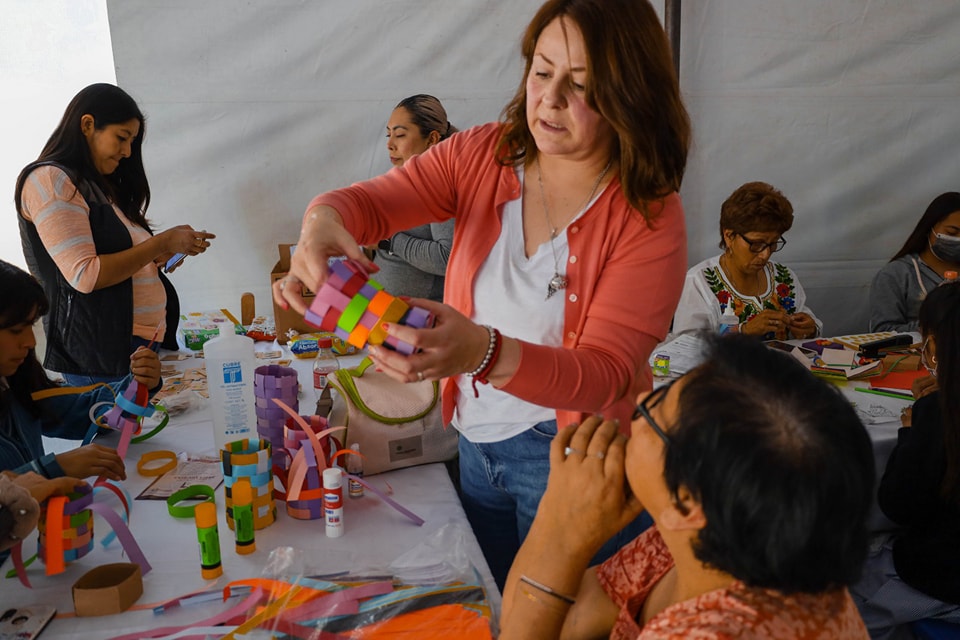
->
[519,574,576,605]
[469,325,502,397]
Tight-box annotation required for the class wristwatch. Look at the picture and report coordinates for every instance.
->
[377,238,393,256]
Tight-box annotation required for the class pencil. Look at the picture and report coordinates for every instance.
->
[145,320,164,351]
[854,387,913,401]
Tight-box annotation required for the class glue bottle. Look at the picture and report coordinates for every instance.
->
[323,467,344,538]
[719,305,739,335]
[313,338,340,400]
[204,328,256,450]
[346,443,364,498]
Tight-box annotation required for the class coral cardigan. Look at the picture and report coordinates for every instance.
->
[308,123,686,431]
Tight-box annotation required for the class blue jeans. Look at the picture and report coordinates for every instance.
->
[61,337,159,387]
[458,420,652,591]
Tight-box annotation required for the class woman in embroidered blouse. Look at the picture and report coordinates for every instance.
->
[672,181,821,340]
[15,83,215,385]
[276,0,691,589]
[869,192,960,333]
[500,335,873,639]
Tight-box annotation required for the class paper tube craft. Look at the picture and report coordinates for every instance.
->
[10,482,151,589]
[220,438,278,530]
[254,365,299,471]
[303,259,434,354]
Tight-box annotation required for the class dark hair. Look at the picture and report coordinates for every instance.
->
[663,334,874,593]
[395,94,459,141]
[0,261,57,417]
[14,83,151,230]
[918,281,960,502]
[718,181,794,249]
[891,192,960,262]
[497,0,690,220]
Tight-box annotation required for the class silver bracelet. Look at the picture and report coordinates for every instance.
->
[467,325,496,378]
[519,574,576,605]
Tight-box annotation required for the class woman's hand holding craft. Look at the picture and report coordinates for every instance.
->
[367,298,491,384]
[131,347,161,389]
[787,312,817,339]
[740,309,789,337]
[12,472,85,504]
[56,444,126,481]
[274,205,377,315]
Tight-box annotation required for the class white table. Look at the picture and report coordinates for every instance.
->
[0,343,499,638]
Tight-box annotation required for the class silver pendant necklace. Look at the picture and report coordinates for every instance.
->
[537,156,613,300]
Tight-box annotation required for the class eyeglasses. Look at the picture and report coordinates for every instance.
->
[632,379,676,446]
[738,233,786,254]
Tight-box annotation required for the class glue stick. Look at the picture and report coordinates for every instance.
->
[232,478,256,555]
[323,467,344,538]
[194,501,223,579]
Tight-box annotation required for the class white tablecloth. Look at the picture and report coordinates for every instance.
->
[0,344,499,638]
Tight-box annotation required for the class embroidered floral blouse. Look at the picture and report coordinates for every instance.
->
[671,255,822,339]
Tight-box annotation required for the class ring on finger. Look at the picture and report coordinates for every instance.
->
[417,371,424,382]
[563,446,605,460]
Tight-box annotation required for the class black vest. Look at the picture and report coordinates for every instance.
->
[18,164,179,376]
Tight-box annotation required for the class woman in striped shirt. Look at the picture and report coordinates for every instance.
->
[15,83,215,385]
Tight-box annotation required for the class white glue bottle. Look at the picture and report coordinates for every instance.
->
[719,305,739,335]
[323,467,344,537]
[204,328,257,450]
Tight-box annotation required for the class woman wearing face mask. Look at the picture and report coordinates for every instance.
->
[869,192,960,333]
[376,95,458,301]
[852,280,960,638]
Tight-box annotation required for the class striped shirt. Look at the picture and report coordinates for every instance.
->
[20,165,166,340]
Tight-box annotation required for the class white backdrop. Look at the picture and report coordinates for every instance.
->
[4,1,959,337]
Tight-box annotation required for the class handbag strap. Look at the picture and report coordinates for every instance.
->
[331,357,439,424]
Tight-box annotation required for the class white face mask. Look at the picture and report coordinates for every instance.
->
[921,336,937,377]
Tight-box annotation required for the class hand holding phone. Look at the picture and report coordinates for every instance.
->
[164,253,187,273]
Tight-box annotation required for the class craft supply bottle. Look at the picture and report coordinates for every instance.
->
[719,305,739,335]
[347,443,364,498]
[204,328,257,450]
[323,467,344,537]
[313,338,340,400]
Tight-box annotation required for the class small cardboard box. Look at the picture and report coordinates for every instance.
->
[72,563,143,616]
[271,244,316,344]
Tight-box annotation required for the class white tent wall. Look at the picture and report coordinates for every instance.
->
[6,1,958,338]
[105,0,549,323]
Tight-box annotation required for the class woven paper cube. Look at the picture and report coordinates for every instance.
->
[304,259,434,352]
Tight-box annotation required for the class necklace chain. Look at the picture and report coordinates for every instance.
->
[536,157,613,300]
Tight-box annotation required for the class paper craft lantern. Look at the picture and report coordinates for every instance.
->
[304,259,434,354]
[220,439,277,530]
[253,365,299,471]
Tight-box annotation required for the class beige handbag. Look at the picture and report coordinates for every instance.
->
[327,358,458,475]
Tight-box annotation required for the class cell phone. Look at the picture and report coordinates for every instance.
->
[765,340,817,358]
[0,605,56,640]
[164,253,187,272]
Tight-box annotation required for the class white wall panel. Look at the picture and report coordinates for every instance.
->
[105,0,960,336]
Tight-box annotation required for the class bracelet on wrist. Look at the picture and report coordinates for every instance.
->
[519,574,576,605]
[469,325,502,398]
